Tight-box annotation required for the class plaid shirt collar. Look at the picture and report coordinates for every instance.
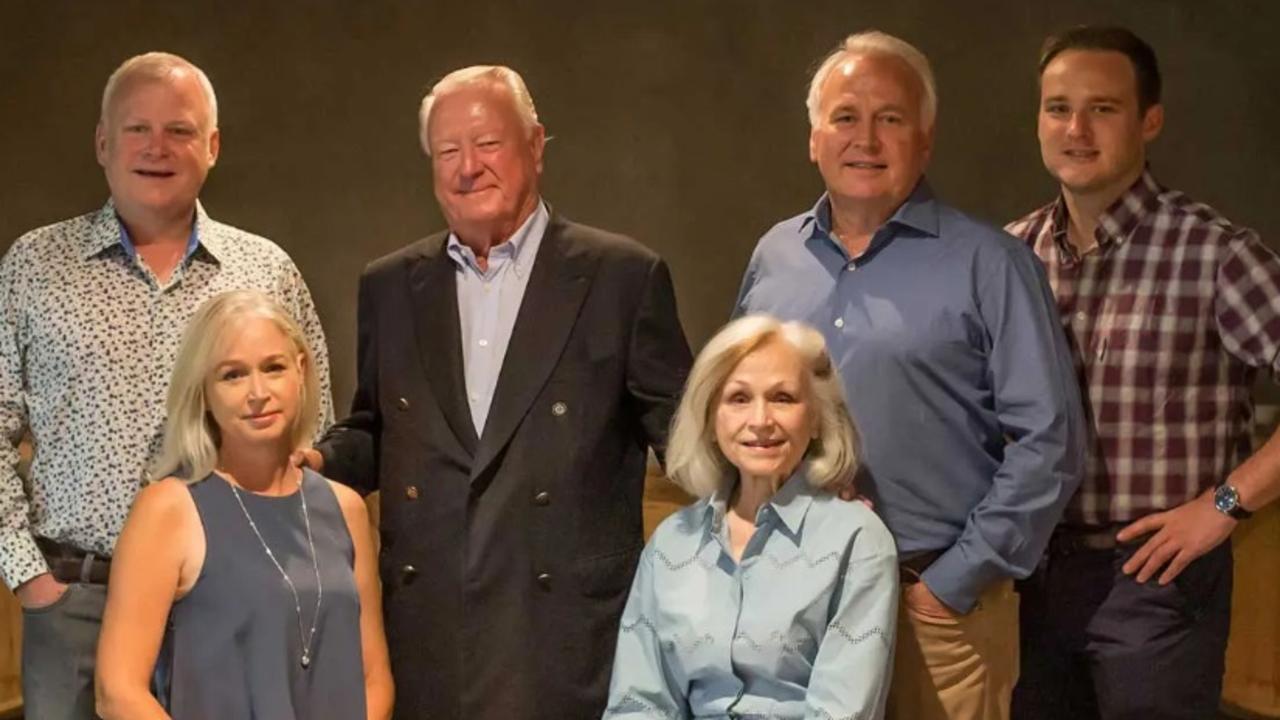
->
[1048,168,1164,267]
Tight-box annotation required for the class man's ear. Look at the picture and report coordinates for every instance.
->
[207,127,221,168]
[1141,103,1164,143]
[95,122,109,168]
[530,123,547,174]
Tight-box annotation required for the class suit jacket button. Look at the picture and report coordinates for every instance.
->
[534,491,550,506]
[405,485,420,500]
[536,572,552,589]
[551,401,567,416]
[397,397,410,411]
[401,564,418,584]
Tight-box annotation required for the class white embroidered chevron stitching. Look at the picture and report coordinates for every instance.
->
[620,614,715,654]
[602,691,682,719]
[653,548,714,571]
[760,549,841,569]
[808,705,867,720]
[827,622,891,649]
[733,628,815,655]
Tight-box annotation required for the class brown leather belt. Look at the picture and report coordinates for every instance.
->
[899,549,943,585]
[36,538,112,585]
[1047,524,1132,555]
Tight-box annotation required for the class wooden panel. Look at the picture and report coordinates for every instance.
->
[0,582,20,715]
[1223,407,1280,718]
[1224,501,1280,717]
[643,465,692,540]
[0,439,27,715]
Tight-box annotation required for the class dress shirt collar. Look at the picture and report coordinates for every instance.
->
[83,199,219,263]
[1047,167,1163,266]
[802,179,941,249]
[701,467,817,550]
[446,200,549,278]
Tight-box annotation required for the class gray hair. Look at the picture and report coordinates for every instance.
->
[151,290,320,483]
[418,65,540,156]
[665,315,860,498]
[101,52,218,130]
[806,31,937,131]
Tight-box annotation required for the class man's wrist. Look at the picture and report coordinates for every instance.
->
[1212,482,1252,520]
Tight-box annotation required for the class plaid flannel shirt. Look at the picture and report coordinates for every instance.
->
[1007,170,1280,525]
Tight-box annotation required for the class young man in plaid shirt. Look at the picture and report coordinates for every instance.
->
[1006,25,1280,719]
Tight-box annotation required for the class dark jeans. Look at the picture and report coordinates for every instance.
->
[21,582,107,720]
[1012,535,1232,720]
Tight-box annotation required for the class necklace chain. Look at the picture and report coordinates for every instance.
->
[227,470,323,669]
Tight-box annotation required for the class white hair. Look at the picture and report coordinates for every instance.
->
[665,315,860,498]
[806,30,937,131]
[418,65,540,156]
[101,52,218,130]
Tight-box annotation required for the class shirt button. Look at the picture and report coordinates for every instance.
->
[1075,311,1088,323]
[396,397,410,411]
[551,401,567,416]
[405,485,419,500]
[846,261,857,271]
[834,317,845,329]
[470,393,479,401]
[536,572,552,590]
[534,491,551,506]
[401,565,418,584]
[478,338,489,347]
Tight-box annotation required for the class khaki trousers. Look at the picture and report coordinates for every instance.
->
[887,579,1019,720]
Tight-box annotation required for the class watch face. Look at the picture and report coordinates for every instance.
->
[1215,485,1239,513]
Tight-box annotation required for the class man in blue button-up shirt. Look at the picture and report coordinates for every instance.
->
[735,31,1085,720]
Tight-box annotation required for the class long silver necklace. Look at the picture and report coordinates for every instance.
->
[227,470,323,669]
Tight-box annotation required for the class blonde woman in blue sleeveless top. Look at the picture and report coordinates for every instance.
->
[95,290,392,719]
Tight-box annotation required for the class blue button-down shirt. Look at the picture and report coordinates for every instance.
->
[446,201,549,434]
[734,182,1084,612]
[117,217,200,265]
[604,471,899,719]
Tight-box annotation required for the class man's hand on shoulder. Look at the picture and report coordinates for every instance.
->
[292,447,325,473]
[1116,490,1236,585]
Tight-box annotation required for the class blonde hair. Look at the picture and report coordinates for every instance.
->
[152,290,319,482]
[806,30,937,131]
[418,65,540,155]
[101,51,218,130]
[666,315,860,498]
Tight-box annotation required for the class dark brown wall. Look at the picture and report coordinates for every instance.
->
[3,1,1277,408]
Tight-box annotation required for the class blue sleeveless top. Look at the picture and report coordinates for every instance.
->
[165,469,366,719]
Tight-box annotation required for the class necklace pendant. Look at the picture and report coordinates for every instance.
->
[301,652,311,669]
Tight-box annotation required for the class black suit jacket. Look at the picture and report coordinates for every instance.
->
[319,213,692,720]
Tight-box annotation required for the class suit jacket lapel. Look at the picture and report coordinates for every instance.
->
[471,215,596,480]
[407,234,479,455]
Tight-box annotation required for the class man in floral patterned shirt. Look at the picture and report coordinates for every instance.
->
[0,52,332,718]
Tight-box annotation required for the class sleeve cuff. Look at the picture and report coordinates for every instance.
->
[920,545,1003,615]
[1,530,50,591]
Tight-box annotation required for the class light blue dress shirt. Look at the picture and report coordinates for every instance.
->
[446,201,549,434]
[604,471,899,719]
[734,182,1085,612]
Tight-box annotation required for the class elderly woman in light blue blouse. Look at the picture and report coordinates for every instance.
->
[605,315,899,719]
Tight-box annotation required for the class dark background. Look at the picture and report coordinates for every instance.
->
[2,1,1277,408]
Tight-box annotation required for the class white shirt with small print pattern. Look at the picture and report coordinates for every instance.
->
[0,200,335,589]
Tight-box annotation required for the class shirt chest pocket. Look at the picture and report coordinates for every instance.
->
[1094,292,1185,417]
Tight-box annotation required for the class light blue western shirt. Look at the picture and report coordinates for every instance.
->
[604,471,899,719]
[446,201,549,435]
[734,182,1085,612]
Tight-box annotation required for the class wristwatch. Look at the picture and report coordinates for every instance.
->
[1213,483,1253,520]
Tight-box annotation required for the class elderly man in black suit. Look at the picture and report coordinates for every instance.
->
[308,65,691,719]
